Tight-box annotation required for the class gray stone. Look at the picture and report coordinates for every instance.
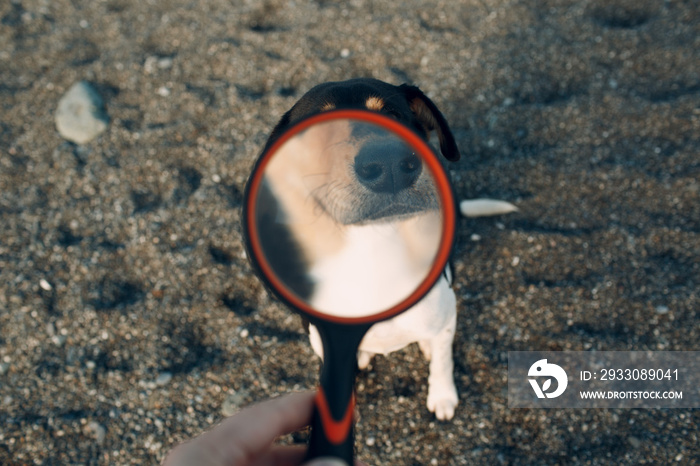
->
[55,81,109,144]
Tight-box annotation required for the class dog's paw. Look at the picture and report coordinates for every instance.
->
[427,386,458,421]
[357,351,373,369]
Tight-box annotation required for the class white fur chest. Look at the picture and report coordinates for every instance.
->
[307,223,455,355]
[308,224,426,318]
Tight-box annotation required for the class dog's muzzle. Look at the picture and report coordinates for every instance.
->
[341,135,439,225]
[301,120,441,226]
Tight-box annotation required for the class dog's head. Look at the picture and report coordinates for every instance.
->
[262,79,461,226]
[266,78,461,162]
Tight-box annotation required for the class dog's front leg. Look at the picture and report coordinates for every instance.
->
[308,324,324,360]
[422,289,458,421]
[311,324,376,370]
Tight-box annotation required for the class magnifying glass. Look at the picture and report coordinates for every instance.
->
[242,109,456,463]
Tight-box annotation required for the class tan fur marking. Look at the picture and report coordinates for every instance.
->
[365,96,385,111]
[409,99,438,132]
[263,120,357,261]
[410,98,448,151]
[321,102,336,111]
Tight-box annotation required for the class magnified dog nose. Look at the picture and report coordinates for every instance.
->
[354,141,422,193]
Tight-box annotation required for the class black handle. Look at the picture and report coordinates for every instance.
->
[306,322,371,463]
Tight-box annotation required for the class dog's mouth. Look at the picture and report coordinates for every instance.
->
[353,193,439,224]
[360,202,425,223]
[312,176,440,225]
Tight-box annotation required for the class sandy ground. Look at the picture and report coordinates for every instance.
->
[1,0,698,464]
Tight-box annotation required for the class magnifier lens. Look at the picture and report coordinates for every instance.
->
[246,111,454,323]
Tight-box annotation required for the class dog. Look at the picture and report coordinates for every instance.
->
[253,78,461,420]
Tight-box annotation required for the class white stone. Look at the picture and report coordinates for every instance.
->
[460,199,519,218]
[55,81,109,144]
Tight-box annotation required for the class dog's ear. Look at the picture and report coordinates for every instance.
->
[399,84,461,161]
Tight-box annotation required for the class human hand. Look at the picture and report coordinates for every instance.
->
[163,391,365,466]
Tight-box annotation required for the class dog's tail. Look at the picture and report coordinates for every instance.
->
[459,199,519,218]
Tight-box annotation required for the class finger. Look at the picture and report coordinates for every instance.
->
[193,391,316,465]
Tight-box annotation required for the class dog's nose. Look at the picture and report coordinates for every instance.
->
[354,141,422,193]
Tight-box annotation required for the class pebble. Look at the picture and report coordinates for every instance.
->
[144,55,173,73]
[51,335,67,346]
[55,81,109,144]
[221,391,247,417]
[87,421,107,446]
[655,305,670,315]
[628,436,641,448]
[155,372,173,386]
[39,279,53,291]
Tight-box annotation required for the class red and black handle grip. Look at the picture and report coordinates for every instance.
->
[305,321,372,463]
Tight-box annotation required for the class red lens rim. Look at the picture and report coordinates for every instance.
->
[244,109,456,325]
